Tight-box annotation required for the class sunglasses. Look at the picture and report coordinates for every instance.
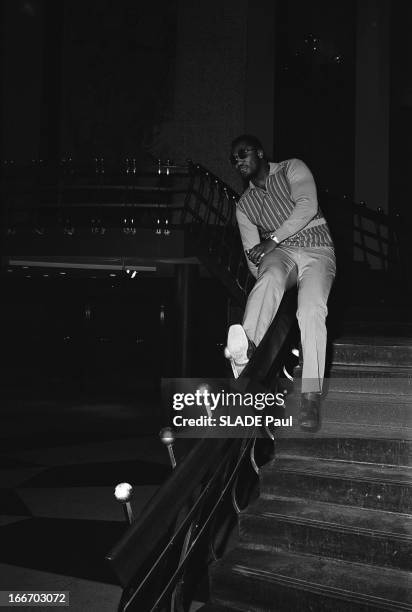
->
[229,148,256,165]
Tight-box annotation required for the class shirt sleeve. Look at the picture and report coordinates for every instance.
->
[236,207,260,279]
[274,158,318,243]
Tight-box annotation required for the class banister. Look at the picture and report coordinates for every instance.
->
[105,284,297,609]
[106,435,232,586]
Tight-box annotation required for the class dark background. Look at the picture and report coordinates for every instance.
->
[0,2,410,606]
[1,0,410,390]
[2,1,409,200]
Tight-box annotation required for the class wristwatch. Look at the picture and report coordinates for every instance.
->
[270,233,280,244]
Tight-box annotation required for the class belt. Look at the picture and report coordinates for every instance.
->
[304,217,327,230]
[262,217,327,239]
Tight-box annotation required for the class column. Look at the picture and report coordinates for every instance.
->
[354,0,391,211]
[174,263,199,377]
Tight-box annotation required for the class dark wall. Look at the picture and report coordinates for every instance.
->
[1,0,177,163]
[389,1,412,224]
[60,0,177,161]
[274,0,357,193]
[1,0,276,188]
[153,0,250,188]
[3,0,401,206]
[1,273,229,391]
[1,0,45,161]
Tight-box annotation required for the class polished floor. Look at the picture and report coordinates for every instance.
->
[0,386,182,611]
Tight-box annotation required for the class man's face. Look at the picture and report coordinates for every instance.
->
[230,142,261,179]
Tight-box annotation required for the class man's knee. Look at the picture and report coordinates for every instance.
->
[258,266,287,289]
[297,301,328,325]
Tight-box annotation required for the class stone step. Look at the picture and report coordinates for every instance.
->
[274,438,412,466]
[197,605,241,612]
[260,456,412,513]
[325,366,412,393]
[293,363,412,397]
[210,546,412,611]
[275,422,412,441]
[330,337,412,368]
[274,391,412,440]
[239,496,412,571]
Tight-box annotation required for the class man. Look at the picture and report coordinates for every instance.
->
[225,134,336,431]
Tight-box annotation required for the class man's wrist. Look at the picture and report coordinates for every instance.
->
[269,233,280,244]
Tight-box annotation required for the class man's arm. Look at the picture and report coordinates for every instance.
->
[236,208,260,278]
[274,159,318,243]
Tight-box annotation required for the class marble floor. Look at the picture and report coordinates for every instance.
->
[0,386,196,611]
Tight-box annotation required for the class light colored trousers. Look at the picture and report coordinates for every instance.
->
[243,246,336,393]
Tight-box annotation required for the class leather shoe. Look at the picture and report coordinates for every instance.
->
[299,392,321,432]
[224,324,256,378]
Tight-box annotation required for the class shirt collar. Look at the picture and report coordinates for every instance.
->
[248,162,279,190]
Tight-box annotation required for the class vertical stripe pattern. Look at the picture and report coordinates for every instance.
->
[237,159,333,247]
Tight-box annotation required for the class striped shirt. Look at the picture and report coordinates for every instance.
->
[236,159,333,252]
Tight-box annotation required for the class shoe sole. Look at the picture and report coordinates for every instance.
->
[227,324,249,365]
[225,324,249,379]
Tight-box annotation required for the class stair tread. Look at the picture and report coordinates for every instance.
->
[316,390,411,406]
[288,387,412,406]
[333,336,412,347]
[285,390,412,411]
[214,546,412,607]
[264,456,412,484]
[317,391,411,425]
[330,337,412,367]
[198,605,241,612]
[277,391,412,439]
[273,437,411,464]
[276,422,412,440]
[322,375,412,397]
[243,496,412,540]
[328,364,412,374]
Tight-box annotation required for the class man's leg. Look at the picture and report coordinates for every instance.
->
[243,247,297,345]
[225,248,297,377]
[296,247,336,394]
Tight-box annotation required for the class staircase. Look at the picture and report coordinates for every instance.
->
[200,332,412,611]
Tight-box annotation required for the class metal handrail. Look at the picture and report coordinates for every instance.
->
[108,436,253,611]
[180,162,253,304]
[105,288,297,612]
[319,190,405,274]
[103,161,297,611]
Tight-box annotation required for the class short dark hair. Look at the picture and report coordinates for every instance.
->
[231,134,264,152]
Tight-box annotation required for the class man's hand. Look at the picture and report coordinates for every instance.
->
[246,239,278,265]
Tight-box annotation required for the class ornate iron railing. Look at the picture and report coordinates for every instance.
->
[2,159,406,294]
[179,164,408,301]
[180,162,254,305]
[319,190,405,274]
